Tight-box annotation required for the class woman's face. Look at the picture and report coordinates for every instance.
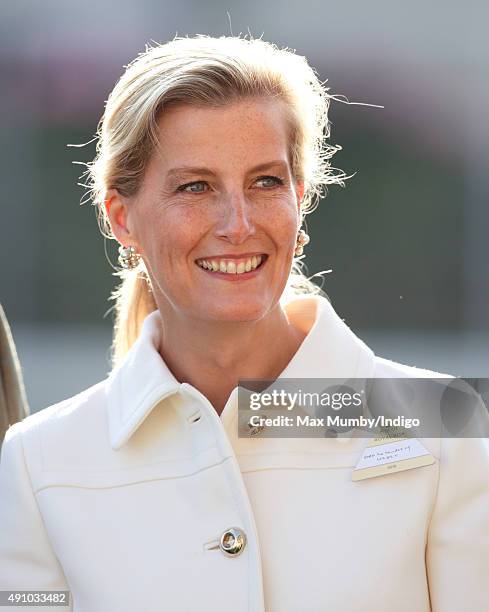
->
[107,98,304,323]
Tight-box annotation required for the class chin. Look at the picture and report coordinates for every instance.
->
[201,298,271,323]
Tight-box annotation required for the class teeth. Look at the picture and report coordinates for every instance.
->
[197,256,265,274]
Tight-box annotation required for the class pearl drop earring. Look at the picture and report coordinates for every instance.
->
[118,245,141,269]
[294,229,310,256]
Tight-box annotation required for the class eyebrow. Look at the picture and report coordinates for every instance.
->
[165,159,289,180]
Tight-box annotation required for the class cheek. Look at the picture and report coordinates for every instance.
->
[145,206,210,254]
[266,201,299,243]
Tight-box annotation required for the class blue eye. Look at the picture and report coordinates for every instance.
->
[177,175,284,194]
[177,181,208,193]
[256,176,284,188]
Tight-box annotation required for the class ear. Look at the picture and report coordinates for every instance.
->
[103,188,141,250]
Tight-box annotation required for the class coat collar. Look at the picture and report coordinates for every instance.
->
[106,295,376,450]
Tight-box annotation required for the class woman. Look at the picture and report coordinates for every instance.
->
[1,35,488,612]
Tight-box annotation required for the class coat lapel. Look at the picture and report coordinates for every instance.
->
[106,295,377,450]
[105,310,180,450]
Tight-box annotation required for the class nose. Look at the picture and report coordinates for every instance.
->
[214,192,256,244]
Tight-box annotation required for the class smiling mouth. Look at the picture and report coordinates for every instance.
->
[195,254,268,275]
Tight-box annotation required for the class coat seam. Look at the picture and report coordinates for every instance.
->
[423,438,441,612]
[33,454,234,493]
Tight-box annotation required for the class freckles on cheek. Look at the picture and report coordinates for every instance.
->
[273,211,299,240]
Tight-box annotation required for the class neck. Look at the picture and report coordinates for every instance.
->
[155,300,307,416]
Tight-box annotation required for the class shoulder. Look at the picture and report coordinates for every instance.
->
[2,379,109,483]
[373,354,452,379]
[370,355,489,460]
[9,378,107,438]
[371,355,483,424]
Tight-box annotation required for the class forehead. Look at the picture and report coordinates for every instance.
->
[151,98,291,170]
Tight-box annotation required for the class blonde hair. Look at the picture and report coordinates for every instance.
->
[80,34,350,369]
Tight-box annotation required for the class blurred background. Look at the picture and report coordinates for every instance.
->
[1,0,488,414]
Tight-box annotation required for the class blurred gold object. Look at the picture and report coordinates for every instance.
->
[0,304,29,445]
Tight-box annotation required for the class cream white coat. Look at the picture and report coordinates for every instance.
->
[1,295,488,611]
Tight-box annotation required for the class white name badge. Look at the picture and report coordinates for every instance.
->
[352,436,436,481]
